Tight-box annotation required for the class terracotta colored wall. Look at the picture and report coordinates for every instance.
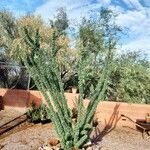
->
[0,88,79,108]
[0,88,150,130]
[95,101,150,129]
[0,88,30,107]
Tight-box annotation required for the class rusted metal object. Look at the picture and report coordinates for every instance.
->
[121,114,150,139]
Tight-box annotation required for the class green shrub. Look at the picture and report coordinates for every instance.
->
[27,103,51,123]
[107,52,150,104]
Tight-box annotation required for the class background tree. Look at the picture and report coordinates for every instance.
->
[50,8,78,90]
[0,9,77,90]
[51,7,69,33]
[77,8,122,98]
[108,51,150,104]
[0,11,34,89]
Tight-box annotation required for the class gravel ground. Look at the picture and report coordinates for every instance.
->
[90,126,150,150]
[0,123,56,150]
[0,108,26,126]
[0,123,150,150]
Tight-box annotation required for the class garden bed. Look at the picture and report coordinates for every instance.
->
[0,122,56,150]
[0,122,150,150]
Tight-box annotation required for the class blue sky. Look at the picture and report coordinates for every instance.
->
[0,0,150,56]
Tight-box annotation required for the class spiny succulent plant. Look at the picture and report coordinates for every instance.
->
[21,27,112,150]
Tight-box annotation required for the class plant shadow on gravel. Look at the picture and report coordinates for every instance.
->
[91,104,121,145]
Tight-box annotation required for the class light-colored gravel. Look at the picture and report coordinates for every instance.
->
[0,123,150,150]
[0,108,26,126]
[90,126,150,150]
[0,123,56,150]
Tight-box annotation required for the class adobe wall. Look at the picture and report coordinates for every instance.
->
[0,88,150,129]
[0,88,42,108]
[95,101,150,129]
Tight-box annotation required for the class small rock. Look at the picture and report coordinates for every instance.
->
[49,139,60,146]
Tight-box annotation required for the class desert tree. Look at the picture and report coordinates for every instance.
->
[77,8,122,97]
[0,9,77,89]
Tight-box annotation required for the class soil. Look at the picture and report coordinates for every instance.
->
[0,123,150,150]
[0,108,26,127]
[0,122,56,150]
[90,125,150,150]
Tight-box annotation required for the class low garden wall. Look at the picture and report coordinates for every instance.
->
[0,88,43,108]
[0,88,150,129]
